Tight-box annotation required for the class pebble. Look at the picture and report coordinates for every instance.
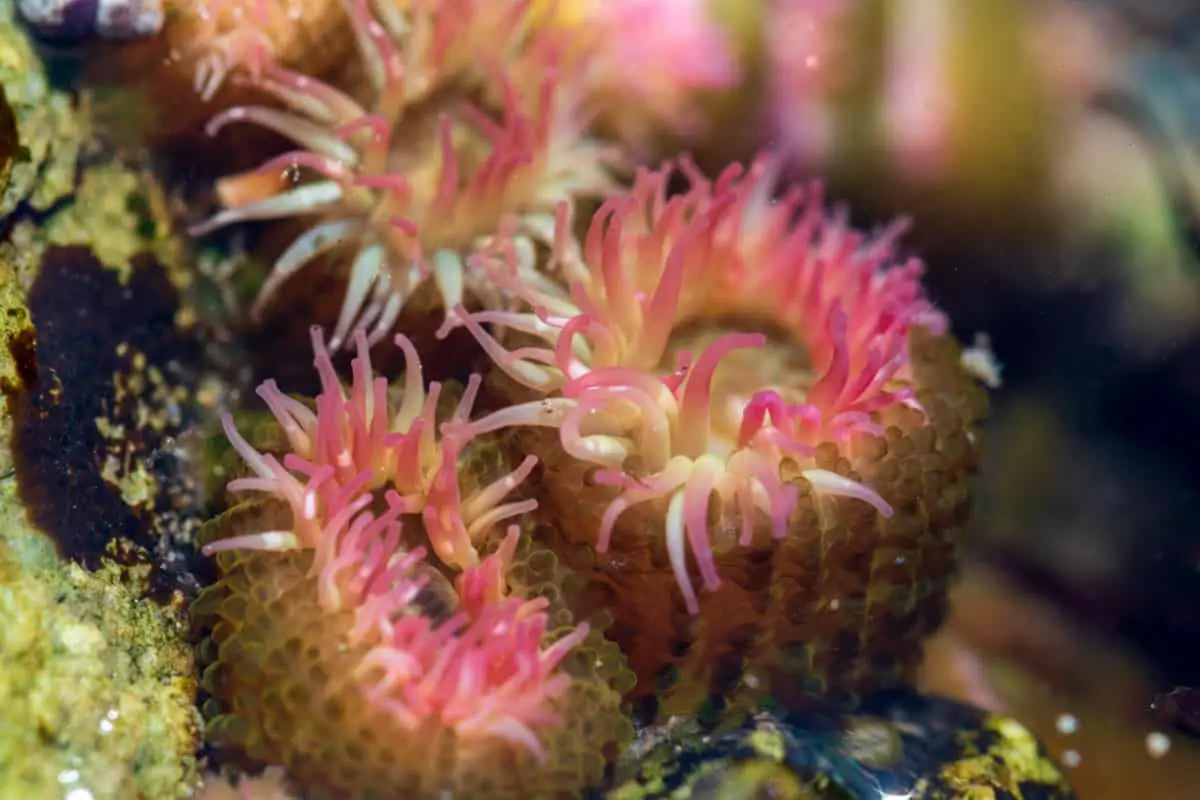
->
[18,0,164,42]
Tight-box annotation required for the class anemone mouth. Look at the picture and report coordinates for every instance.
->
[656,313,816,457]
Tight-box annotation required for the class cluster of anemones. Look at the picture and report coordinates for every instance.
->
[190,0,989,793]
[196,328,630,795]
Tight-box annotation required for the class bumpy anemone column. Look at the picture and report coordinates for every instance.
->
[443,155,988,712]
[194,329,631,797]
[190,0,618,350]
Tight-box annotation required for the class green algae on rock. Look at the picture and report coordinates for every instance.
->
[0,0,85,217]
[606,690,1075,799]
[42,160,191,285]
[0,253,32,479]
[0,83,16,202]
[0,481,200,799]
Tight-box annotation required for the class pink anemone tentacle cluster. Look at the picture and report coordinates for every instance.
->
[204,325,581,758]
[206,327,537,571]
[352,526,590,760]
[190,0,619,351]
[439,153,948,613]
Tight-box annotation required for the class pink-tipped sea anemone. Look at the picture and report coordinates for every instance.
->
[190,0,618,351]
[193,329,632,797]
[441,153,987,711]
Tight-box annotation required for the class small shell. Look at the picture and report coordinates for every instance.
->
[18,0,165,41]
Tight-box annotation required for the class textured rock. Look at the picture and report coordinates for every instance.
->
[607,690,1076,799]
[0,481,200,799]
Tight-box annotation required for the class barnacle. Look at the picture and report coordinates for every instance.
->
[194,329,630,796]
[190,0,618,350]
[442,154,987,709]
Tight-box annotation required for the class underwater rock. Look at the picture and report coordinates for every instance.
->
[0,6,208,795]
[0,243,31,478]
[607,689,1076,799]
[0,480,200,798]
[9,246,201,568]
[0,0,85,217]
[0,84,16,202]
[16,0,164,42]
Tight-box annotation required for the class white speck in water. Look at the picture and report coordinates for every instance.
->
[960,332,1003,389]
[57,770,80,785]
[65,789,95,800]
[829,599,840,611]
[1055,713,1078,735]
[1061,749,1081,768]
[1146,731,1171,758]
[99,719,114,734]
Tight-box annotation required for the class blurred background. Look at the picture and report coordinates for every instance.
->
[677,0,1200,796]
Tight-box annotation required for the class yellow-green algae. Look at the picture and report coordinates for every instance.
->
[0,480,200,799]
[917,716,1074,800]
[0,5,207,795]
[607,705,1073,800]
[0,252,30,477]
[0,0,83,217]
[0,154,195,514]
[42,161,192,286]
[1,83,16,199]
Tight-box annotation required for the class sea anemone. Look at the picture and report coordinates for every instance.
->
[190,0,618,351]
[441,153,987,710]
[194,328,631,796]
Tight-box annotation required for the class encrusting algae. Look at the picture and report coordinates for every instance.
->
[0,485,199,800]
[168,0,991,797]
